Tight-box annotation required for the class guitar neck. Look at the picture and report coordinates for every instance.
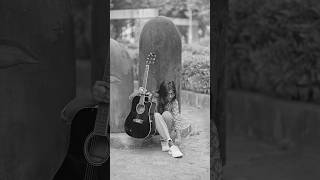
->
[94,103,109,135]
[142,65,149,89]
[93,55,109,136]
[139,65,149,104]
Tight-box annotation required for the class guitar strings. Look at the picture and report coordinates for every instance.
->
[84,45,110,180]
[85,106,109,180]
[84,137,94,180]
[90,136,96,180]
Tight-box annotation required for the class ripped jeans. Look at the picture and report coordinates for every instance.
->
[154,111,175,141]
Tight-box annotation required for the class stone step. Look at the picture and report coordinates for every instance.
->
[110,124,193,149]
[110,133,161,149]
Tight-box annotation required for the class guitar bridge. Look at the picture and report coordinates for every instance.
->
[133,118,143,124]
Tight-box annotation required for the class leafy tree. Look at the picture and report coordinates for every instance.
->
[228,0,320,103]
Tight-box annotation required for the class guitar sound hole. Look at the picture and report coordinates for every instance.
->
[136,104,145,114]
[84,134,109,166]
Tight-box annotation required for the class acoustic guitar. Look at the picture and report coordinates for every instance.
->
[82,61,110,179]
[124,52,157,139]
[54,63,109,180]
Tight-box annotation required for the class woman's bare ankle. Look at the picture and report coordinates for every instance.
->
[168,139,174,147]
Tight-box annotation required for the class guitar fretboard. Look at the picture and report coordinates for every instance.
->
[94,103,109,135]
[139,65,149,105]
[93,54,109,136]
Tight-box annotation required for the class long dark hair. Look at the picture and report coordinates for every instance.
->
[157,81,177,113]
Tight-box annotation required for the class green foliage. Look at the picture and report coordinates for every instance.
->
[228,0,320,103]
[181,44,210,94]
[156,0,210,38]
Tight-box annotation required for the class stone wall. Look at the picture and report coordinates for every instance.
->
[227,90,320,148]
[181,90,210,109]
[181,89,320,149]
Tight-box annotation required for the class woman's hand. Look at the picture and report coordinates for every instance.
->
[92,80,109,103]
[129,87,147,101]
[138,87,147,94]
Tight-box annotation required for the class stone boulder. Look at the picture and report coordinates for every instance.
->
[139,16,182,109]
[110,39,134,132]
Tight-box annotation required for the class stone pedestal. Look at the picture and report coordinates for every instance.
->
[139,16,182,109]
[110,39,134,132]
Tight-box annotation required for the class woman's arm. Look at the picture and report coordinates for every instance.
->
[129,87,147,101]
[149,91,159,112]
[171,99,180,120]
[171,99,183,145]
[92,80,109,103]
[129,90,140,101]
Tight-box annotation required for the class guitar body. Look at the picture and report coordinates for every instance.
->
[54,107,109,180]
[124,52,157,139]
[125,95,157,138]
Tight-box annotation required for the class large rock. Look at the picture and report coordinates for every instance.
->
[139,16,182,109]
[109,39,134,132]
[0,0,74,179]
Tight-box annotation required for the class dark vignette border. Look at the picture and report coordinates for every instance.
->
[211,0,228,179]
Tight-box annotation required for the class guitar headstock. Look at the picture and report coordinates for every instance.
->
[146,52,156,65]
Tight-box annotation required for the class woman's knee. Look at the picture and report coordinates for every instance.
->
[161,112,173,129]
[154,112,161,116]
[162,111,173,119]
[154,112,162,120]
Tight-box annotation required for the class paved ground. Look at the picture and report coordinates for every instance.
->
[224,135,320,180]
[110,105,211,180]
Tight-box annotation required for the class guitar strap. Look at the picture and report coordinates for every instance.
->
[144,90,159,139]
[145,101,157,139]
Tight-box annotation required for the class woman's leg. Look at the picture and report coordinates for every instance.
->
[161,111,177,141]
[154,112,172,142]
[154,112,183,157]
[161,111,174,132]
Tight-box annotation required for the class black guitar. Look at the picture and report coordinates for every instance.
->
[54,67,109,180]
[124,52,157,139]
[56,108,110,180]
[82,62,110,179]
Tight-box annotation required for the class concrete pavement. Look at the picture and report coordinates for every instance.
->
[110,105,211,180]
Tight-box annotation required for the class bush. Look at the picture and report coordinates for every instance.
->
[228,0,320,103]
[181,55,210,94]
[181,44,210,94]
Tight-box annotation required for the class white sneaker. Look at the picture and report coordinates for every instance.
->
[161,141,170,152]
[168,145,183,158]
